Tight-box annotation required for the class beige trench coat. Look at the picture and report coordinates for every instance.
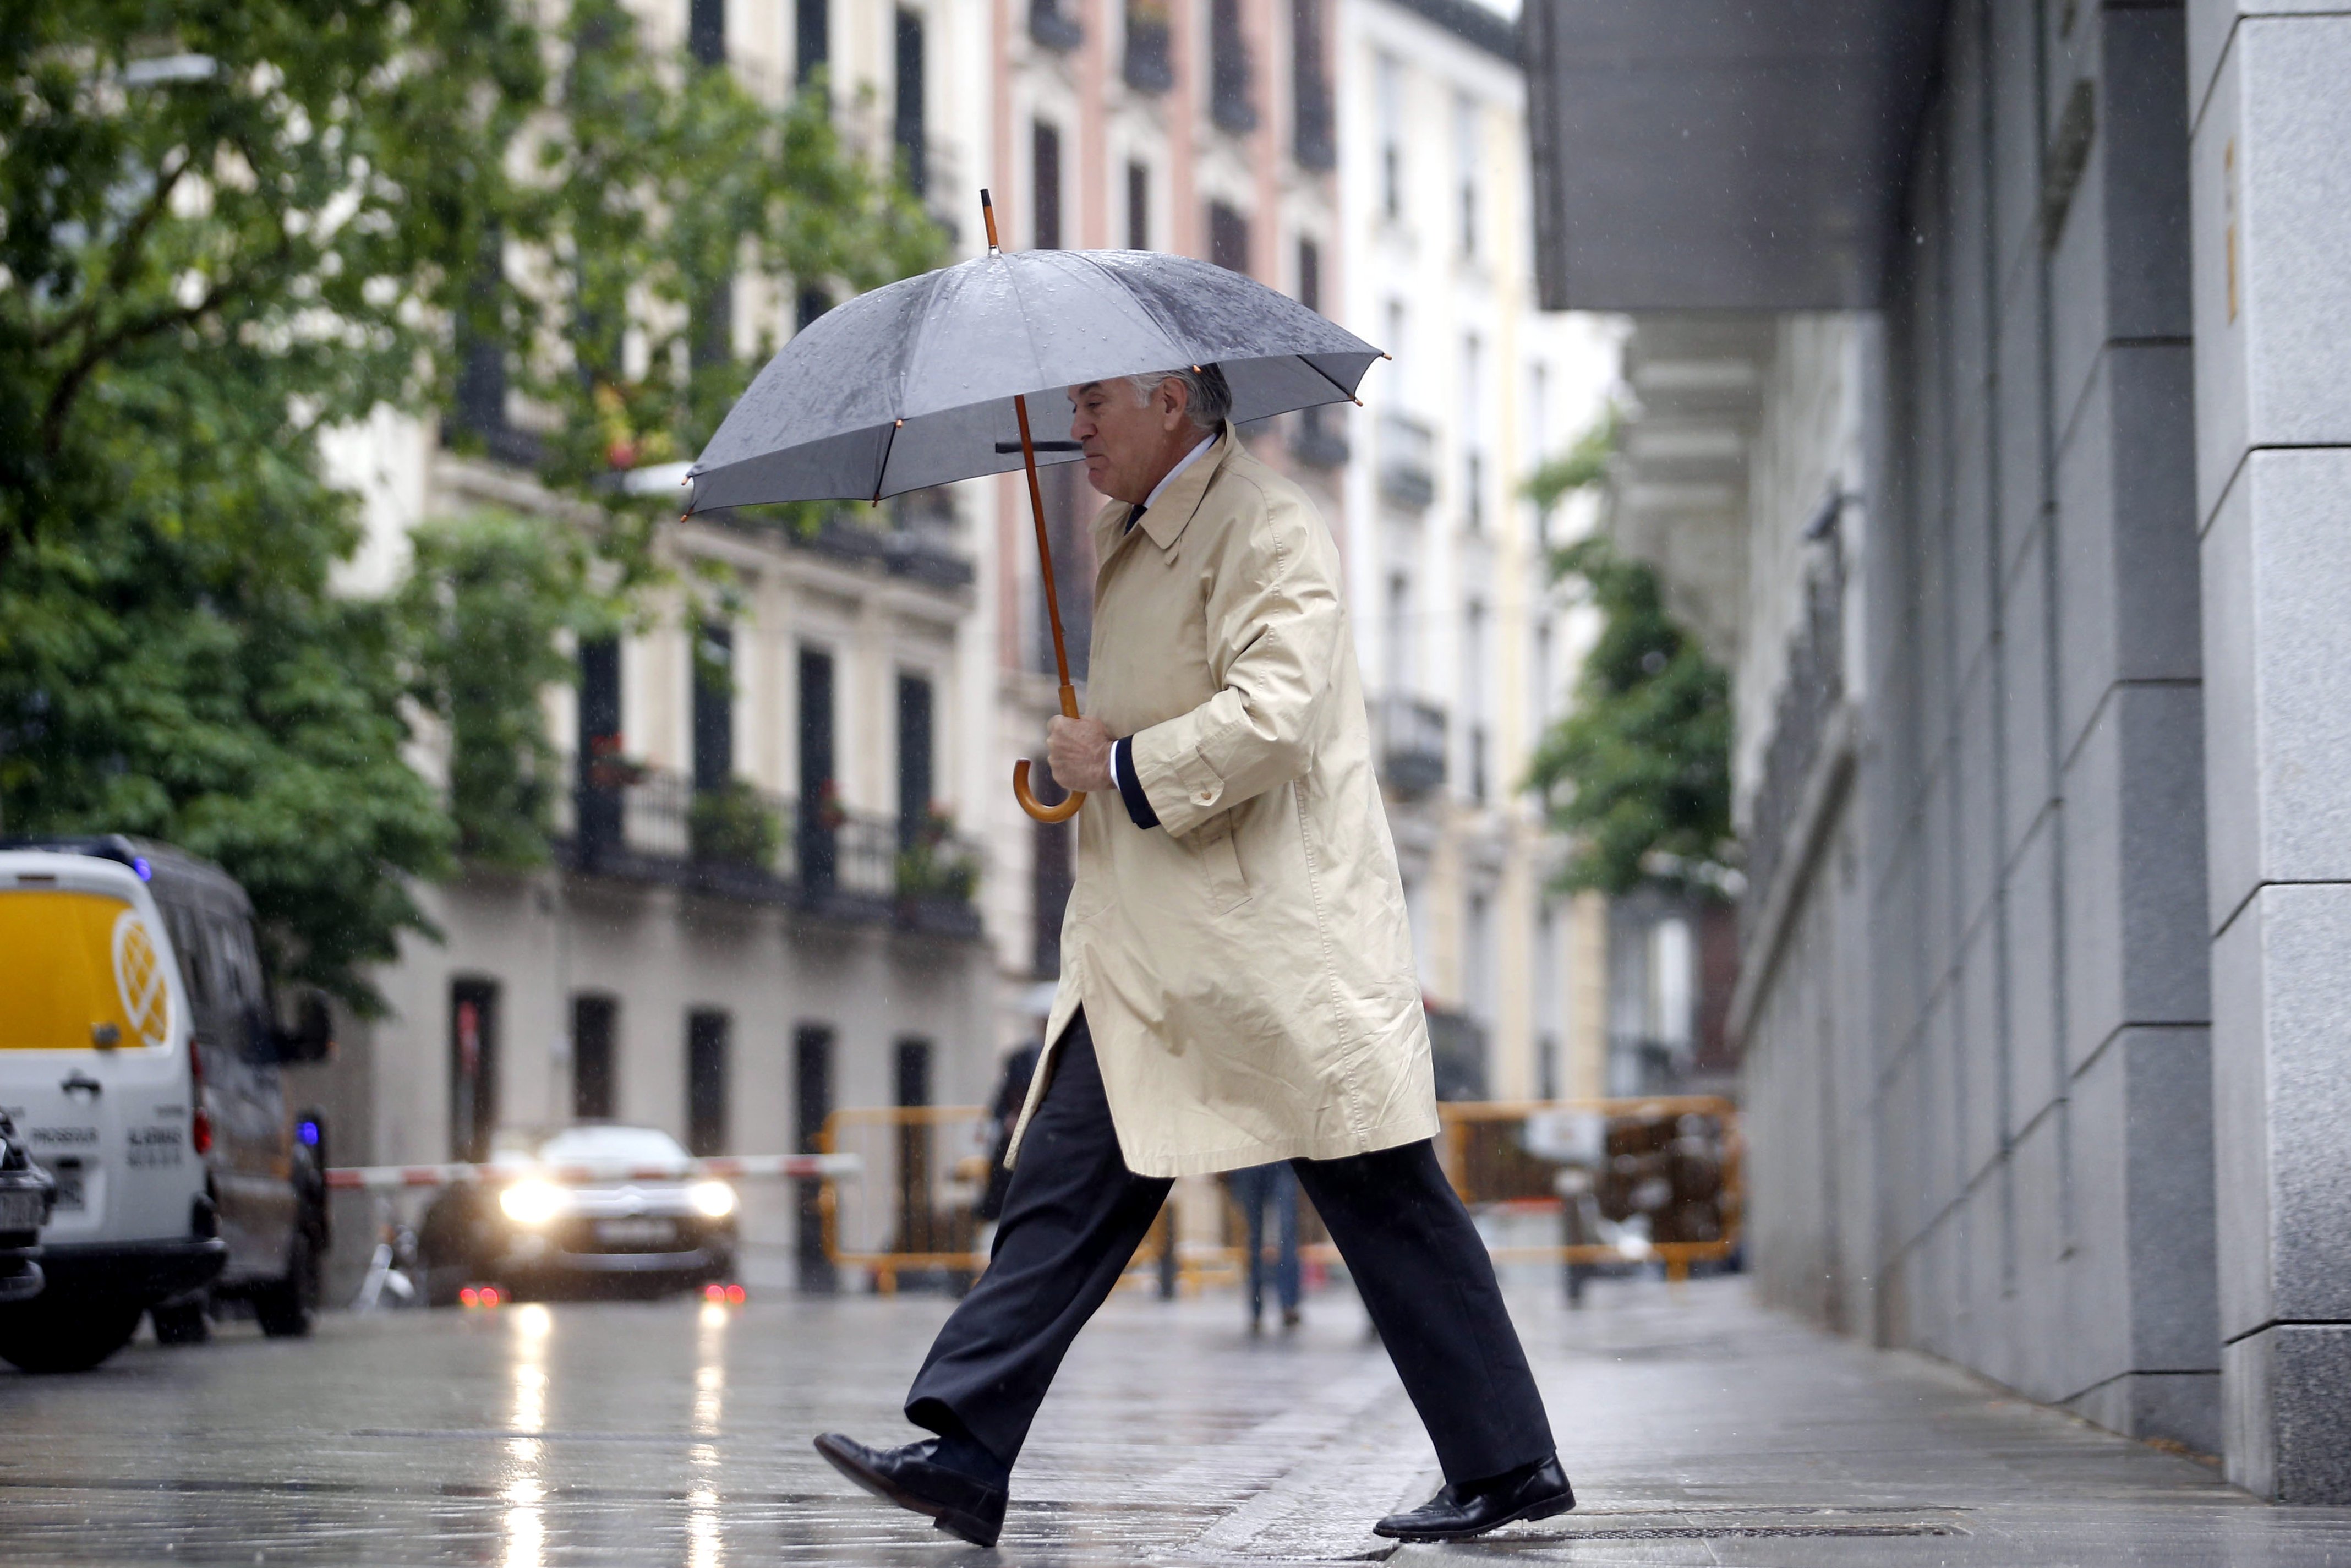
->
[1008,425,1439,1178]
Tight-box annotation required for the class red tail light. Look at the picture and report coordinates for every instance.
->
[189,1046,212,1156]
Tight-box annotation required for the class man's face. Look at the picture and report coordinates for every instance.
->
[1067,377,1196,505]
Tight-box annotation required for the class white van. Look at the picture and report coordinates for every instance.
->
[0,837,330,1372]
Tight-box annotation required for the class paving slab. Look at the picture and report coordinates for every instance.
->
[3,1274,2349,1564]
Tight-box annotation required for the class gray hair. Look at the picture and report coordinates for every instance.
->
[1124,363,1233,431]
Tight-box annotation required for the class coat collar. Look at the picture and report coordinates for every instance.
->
[1091,422,1242,560]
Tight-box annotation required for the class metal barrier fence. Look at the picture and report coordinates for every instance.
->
[818,1097,1741,1292]
[818,1106,994,1292]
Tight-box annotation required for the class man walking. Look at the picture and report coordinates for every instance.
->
[814,366,1572,1548]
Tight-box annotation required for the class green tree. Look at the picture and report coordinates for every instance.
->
[1524,429,1734,897]
[1,1,943,1006]
[397,512,609,871]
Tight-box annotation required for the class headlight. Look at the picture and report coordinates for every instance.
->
[688,1180,737,1219]
[500,1180,566,1226]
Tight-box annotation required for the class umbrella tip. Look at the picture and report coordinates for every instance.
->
[980,188,1000,254]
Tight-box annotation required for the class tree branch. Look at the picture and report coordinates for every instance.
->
[30,149,194,353]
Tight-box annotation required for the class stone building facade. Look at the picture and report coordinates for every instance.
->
[1525,0,2351,1502]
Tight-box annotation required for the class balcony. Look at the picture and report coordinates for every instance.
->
[1123,1,1174,92]
[1029,0,1083,51]
[1374,695,1447,798]
[1291,404,1349,469]
[557,762,984,939]
[1377,412,1435,510]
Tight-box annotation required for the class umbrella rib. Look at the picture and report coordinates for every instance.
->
[892,266,951,422]
[1069,250,1189,364]
[1299,354,1364,406]
[871,418,902,504]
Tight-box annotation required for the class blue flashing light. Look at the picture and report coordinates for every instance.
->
[296,1119,321,1148]
[132,856,152,881]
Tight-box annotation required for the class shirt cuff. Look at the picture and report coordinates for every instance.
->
[1112,737,1161,830]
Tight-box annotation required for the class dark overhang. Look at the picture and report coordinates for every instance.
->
[1522,0,1944,311]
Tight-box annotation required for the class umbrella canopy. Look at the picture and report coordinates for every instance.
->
[684,247,1382,512]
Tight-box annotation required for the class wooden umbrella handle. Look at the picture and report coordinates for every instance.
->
[1012,386,1086,824]
[982,187,1085,824]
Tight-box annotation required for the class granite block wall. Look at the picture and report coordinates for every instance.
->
[1742,0,2223,1462]
[2187,0,2351,1500]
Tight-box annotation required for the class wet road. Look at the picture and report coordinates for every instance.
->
[6,1277,2351,1565]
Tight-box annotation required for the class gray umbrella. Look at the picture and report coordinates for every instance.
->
[686,192,1383,823]
[684,226,1381,511]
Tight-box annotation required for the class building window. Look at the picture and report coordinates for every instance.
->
[572,993,618,1121]
[895,1037,932,1110]
[688,0,725,65]
[1384,570,1412,695]
[1533,618,1555,732]
[1209,201,1251,275]
[1534,902,1560,1100]
[896,672,934,852]
[797,645,836,892]
[1032,120,1063,249]
[692,620,733,791]
[1298,238,1321,312]
[576,634,622,856]
[1467,892,1494,1024]
[1461,334,1484,533]
[687,1009,730,1156]
[1455,93,1478,257]
[449,978,500,1164]
[1292,0,1334,170]
[1376,53,1402,220]
[892,1037,934,1253]
[1126,160,1150,249]
[1463,598,1487,802]
[792,1025,834,1286]
[1210,0,1256,133]
[1123,0,1174,91]
[894,8,927,197]
[795,0,828,86]
[1030,0,1084,51]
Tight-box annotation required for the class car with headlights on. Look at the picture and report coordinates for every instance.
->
[415,1123,737,1305]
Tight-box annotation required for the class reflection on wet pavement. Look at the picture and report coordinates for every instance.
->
[7,1279,2351,1564]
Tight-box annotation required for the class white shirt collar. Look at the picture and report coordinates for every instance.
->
[1142,433,1219,511]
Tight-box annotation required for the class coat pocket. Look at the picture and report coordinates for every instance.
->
[1188,812,1253,913]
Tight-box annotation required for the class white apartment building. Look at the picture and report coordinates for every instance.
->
[1333,0,1617,1101]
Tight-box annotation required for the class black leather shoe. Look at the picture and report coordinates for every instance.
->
[1372,1456,1575,1542]
[813,1432,1009,1548]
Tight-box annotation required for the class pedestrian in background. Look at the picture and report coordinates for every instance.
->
[816,367,1571,1548]
[1227,1162,1302,1332]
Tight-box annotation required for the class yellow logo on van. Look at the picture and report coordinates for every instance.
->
[0,889,173,1051]
[112,911,172,1048]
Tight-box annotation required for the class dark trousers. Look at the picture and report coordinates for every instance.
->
[905,1014,1555,1485]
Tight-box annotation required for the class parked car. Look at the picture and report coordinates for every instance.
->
[417,1123,737,1305]
[0,1110,56,1304]
[0,837,331,1371]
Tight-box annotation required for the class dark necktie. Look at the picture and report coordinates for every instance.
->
[1125,504,1146,534]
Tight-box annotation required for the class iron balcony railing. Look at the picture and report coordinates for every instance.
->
[1377,412,1436,509]
[1374,693,1447,797]
[555,759,983,938]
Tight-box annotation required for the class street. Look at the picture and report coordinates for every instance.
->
[6,1277,2349,1566]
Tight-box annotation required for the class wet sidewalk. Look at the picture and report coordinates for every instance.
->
[4,1274,2349,1564]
